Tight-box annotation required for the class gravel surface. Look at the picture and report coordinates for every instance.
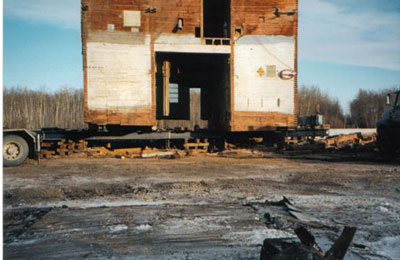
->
[3,152,400,259]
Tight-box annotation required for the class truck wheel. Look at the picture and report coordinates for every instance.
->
[377,127,394,154]
[3,135,29,167]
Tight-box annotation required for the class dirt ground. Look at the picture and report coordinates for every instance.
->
[3,151,400,259]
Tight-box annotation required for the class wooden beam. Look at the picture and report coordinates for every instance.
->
[162,60,171,117]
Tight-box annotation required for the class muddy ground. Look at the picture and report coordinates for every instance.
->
[3,151,400,259]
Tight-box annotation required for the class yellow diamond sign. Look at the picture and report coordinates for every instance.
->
[257,67,265,77]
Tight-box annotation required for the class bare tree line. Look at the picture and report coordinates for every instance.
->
[3,85,398,130]
[298,85,399,128]
[3,87,84,129]
[349,88,397,128]
[297,86,345,128]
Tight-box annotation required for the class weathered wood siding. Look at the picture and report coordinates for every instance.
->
[82,0,298,130]
[82,0,157,126]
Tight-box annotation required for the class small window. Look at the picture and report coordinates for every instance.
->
[394,93,400,107]
[169,83,179,103]
[195,27,201,38]
[205,39,213,45]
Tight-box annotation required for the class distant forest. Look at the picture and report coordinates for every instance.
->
[3,87,84,130]
[3,85,398,129]
[298,85,398,128]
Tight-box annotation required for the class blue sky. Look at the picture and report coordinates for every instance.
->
[3,0,400,112]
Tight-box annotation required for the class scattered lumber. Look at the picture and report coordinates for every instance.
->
[141,149,178,159]
[39,131,378,161]
[324,227,357,260]
[184,138,209,151]
[260,226,356,260]
[295,226,319,248]
[87,147,142,158]
[319,132,376,149]
[40,140,88,159]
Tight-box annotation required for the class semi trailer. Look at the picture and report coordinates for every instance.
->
[3,126,327,167]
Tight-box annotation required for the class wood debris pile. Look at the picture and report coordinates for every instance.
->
[251,197,357,260]
[40,140,87,159]
[39,137,212,160]
[39,132,378,160]
[260,226,356,260]
[283,132,377,155]
[319,132,376,150]
[85,147,188,159]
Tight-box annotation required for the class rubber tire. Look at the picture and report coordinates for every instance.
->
[3,135,29,167]
[377,127,394,155]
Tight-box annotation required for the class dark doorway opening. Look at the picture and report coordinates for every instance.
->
[156,52,231,131]
[203,0,231,38]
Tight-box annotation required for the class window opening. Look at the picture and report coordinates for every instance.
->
[195,27,201,38]
[169,83,179,103]
[203,0,230,38]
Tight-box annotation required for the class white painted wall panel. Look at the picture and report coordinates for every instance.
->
[234,35,295,114]
[87,36,152,111]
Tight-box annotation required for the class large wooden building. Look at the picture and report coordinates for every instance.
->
[81,0,298,132]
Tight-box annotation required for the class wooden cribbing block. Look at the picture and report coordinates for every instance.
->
[40,151,55,159]
[184,142,209,149]
[41,142,54,148]
[114,148,142,154]
[57,148,72,157]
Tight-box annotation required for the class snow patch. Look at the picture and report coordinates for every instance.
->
[8,239,38,246]
[109,224,128,233]
[376,206,389,213]
[226,228,296,246]
[369,236,400,260]
[135,224,153,231]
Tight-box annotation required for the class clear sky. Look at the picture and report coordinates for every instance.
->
[3,0,400,112]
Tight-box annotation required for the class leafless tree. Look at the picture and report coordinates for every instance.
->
[3,87,84,130]
[349,88,399,128]
[298,85,345,128]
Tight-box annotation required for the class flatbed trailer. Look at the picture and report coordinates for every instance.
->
[3,127,328,167]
